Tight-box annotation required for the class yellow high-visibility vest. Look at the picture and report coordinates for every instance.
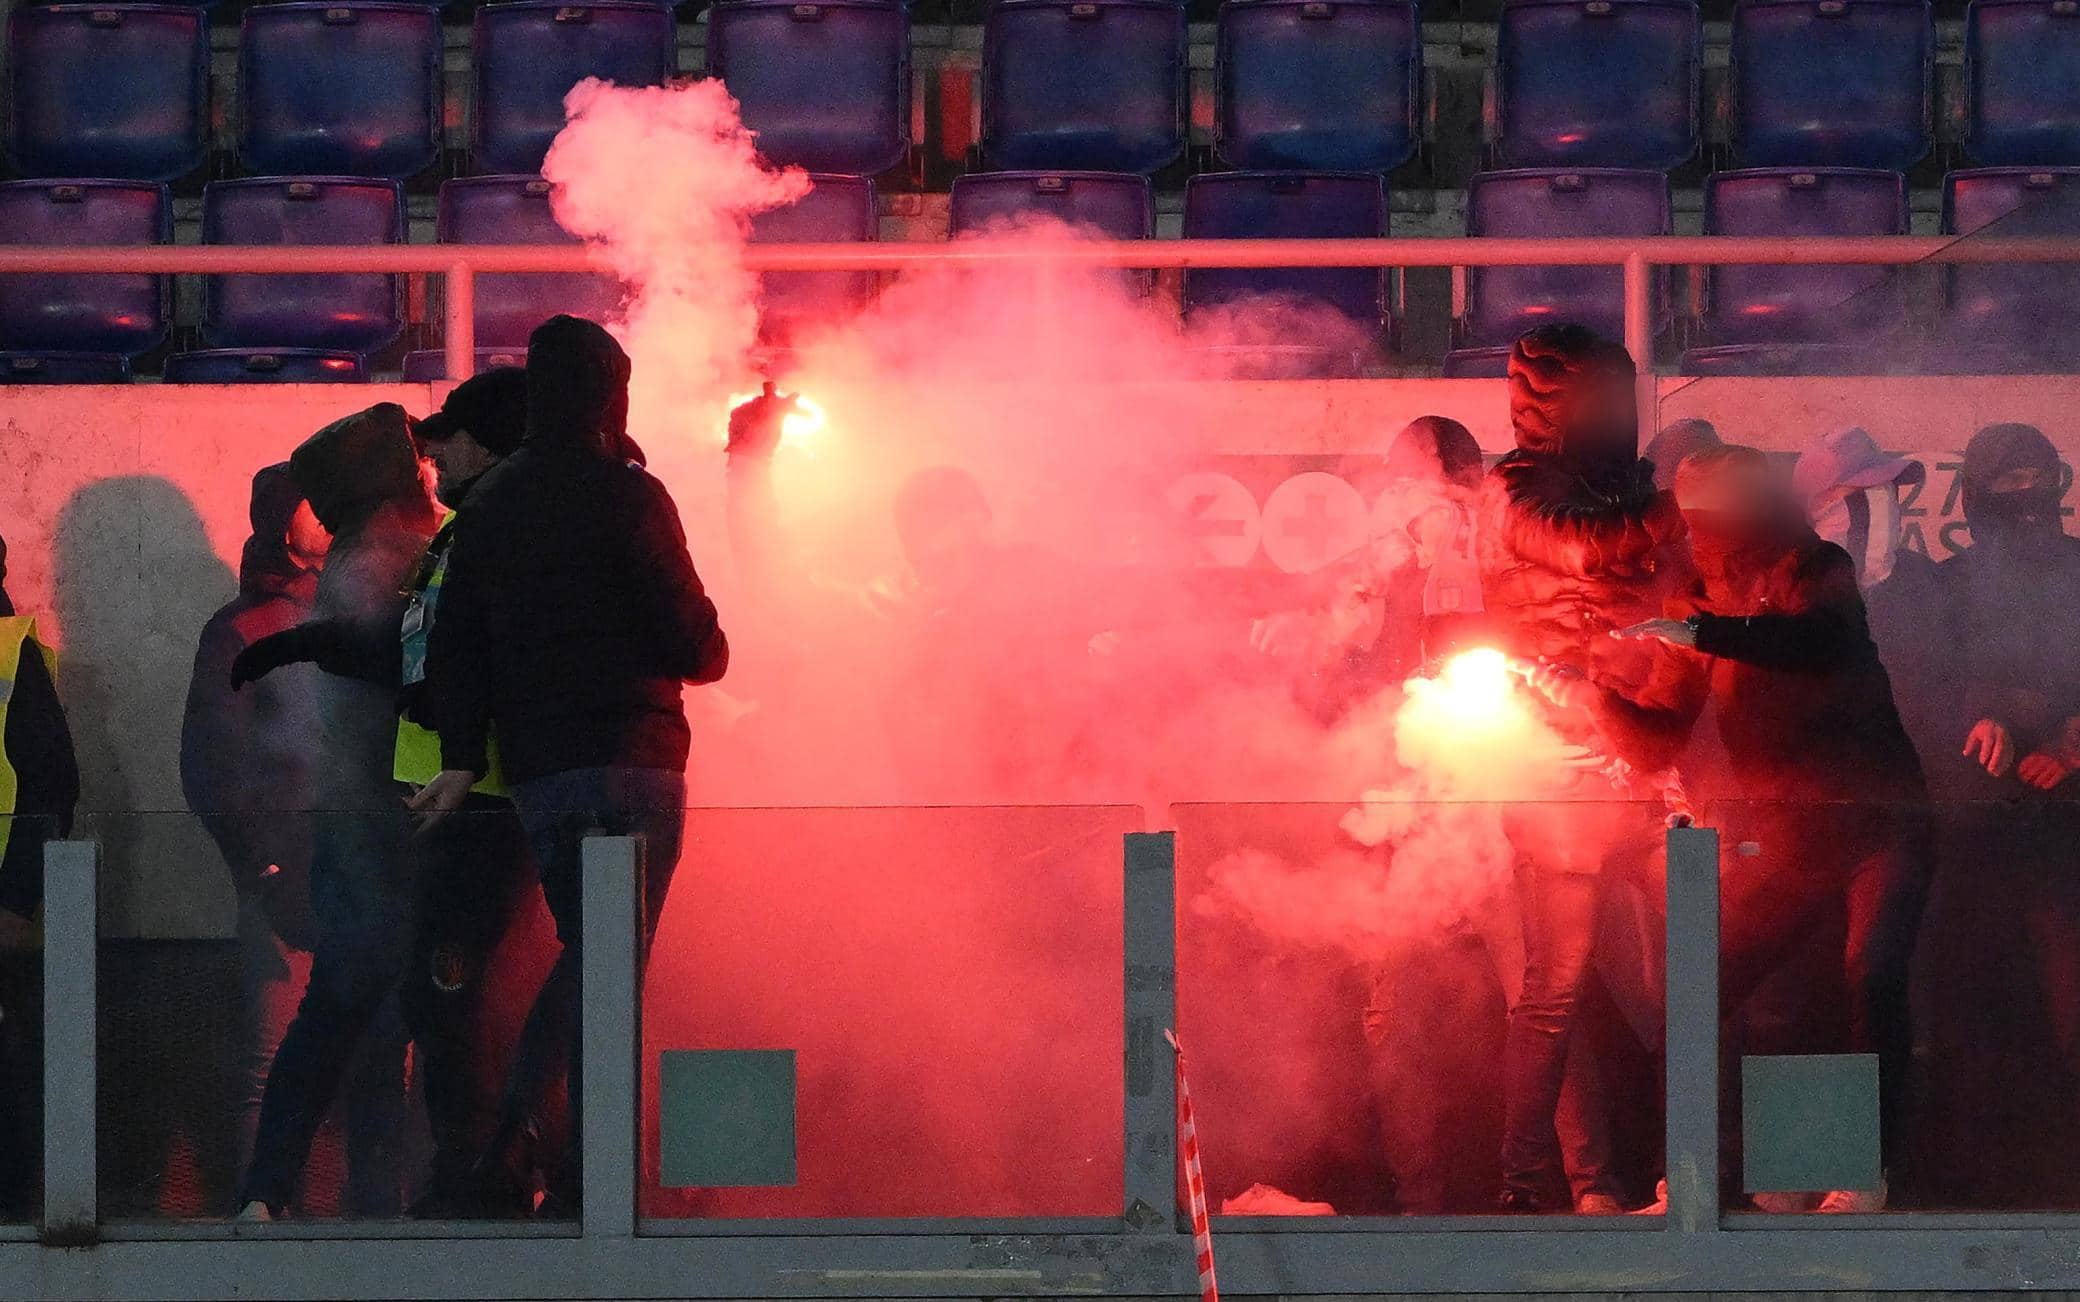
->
[0,616,43,869]
[392,514,507,796]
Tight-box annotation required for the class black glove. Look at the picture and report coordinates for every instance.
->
[230,627,314,690]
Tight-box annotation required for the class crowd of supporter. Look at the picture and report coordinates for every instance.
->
[0,314,2075,1220]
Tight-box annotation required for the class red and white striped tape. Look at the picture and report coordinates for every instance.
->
[1165,1029,1218,1302]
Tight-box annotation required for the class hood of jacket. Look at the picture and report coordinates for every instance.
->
[1507,324,1640,490]
[289,404,428,538]
[1385,415,1485,491]
[1962,422,2064,550]
[238,461,318,602]
[525,314,632,456]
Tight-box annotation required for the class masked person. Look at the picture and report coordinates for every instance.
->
[1880,423,2080,1208]
[416,317,729,1217]
[180,465,337,1198]
[1793,426,1929,592]
[235,405,439,1220]
[232,370,536,1216]
[0,532,80,1218]
[1622,445,1931,1212]
[1643,419,1723,495]
[1479,325,1707,1213]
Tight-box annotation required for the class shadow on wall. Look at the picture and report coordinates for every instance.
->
[54,476,235,936]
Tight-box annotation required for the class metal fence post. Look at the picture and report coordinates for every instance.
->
[1623,249,1656,440]
[581,834,642,1241]
[443,261,476,382]
[1664,824,1721,1234]
[40,839,96,1244]
[1123,831,1177,1231]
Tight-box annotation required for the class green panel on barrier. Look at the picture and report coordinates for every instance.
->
[1743,1053,1880,1194]
[660,1049,798,1188]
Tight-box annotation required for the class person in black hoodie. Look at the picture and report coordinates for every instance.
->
[416,316,728,1215]
[1624,444,1930,1211]
[237,404,439,1219]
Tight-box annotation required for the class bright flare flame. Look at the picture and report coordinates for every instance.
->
[1415,647,1516,725]
[724,391,827,453]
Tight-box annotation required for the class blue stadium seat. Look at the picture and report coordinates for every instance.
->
[708,1,909,176]
[438,175,623,349]
[1729,0,1933,170]
[1493,0,1699,171]
[0,181,170,357]
[1677,342,1874,375]
[1453,168,1670,355]
[163,349,366,382]
[0,353,132,384]
[750,176,879,343]
[1943,166,2080,359]
[1697,168,1907,345]
[983,0,1187,174]
[1214,0,1420,173]
[1182,171,1387,330]
[949,171,1153,238]
[239,3,442,179]
[6,5,208,181]
[1965,0,2080,166]
[202,177,406,354]
[471,1,676,176]
[402,348,531,382]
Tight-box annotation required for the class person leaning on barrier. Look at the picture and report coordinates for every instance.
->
[413,316,728,1218]
[232,370,539,1217]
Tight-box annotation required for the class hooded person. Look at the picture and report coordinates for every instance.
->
[1643,418,1722,494]
[1793,426,1929,591]
[1624,445,1930,1210]
[1478,325,1708,1214]
[417,315,728,1216]
[236,404,439,1220]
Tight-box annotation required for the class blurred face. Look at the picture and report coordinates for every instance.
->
[1677,459,1776,538]
[1571,372,1638,449]
[285,501,329,570]
[423,430,501,502]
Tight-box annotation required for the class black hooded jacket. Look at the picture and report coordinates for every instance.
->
[0,540,79,921]
[428,316,728,784]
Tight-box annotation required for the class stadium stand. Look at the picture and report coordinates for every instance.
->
[982,0,1188,174]
[1728,0,1934,170]
[237,3,444,181]
[437,175,624,349]
[6,4,209,183]
[469,1,676,176]
[707,0,911,177]
[1214,0,1421,174]
[1491,0,1698,171]
[0,181,171,358]
[1964,0,2080,167]
[201,177,406,355]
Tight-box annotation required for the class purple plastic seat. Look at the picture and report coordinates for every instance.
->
[983,0,1187,175]
[0,180,170,356]
[1182,171,1387,328]
[1494,0,1698,170]
[1965,0,2080,166]
[470,1,676,176]
[438,175,624,350]
[1454,168,1669,353]
[202,177,406,354]
[949,170,1153,238]
[1700,168,1908,345]
[708,0,910,176]
[750,176,879,344]
[0,353,132,383]
[6,4,208,181]
[1943,166,2080,365]
[163,349,367,382]
[239,2,443,179]
[1215,0,1421,173]
[1730,0,1933,169]
[402,347,531,382]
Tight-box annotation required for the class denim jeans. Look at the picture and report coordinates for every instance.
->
[486,766,685,1206]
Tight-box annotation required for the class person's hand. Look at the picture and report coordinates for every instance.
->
[1963,719,2016,777]
[2018,751,2073,791]
[1512,657,1591,710]
[406,770,475,830]
[230,630,302,690]
[1249,612,1314,658]
[1613,618,1697,649]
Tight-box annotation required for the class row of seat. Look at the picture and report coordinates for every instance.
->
[2,164,2071,380]
[15,0,2080,189]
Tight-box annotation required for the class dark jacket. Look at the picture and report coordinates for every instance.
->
[179,464,324,943]
[1671,526,1925,806]
[0,578,78,922]
[429,316,727,784]
[290,405,440,812]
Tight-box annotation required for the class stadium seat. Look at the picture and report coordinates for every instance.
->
[750,176,879,343]
[1965,0,2080,167]
[1942,166,2080,363]
[1696,168,1907,346]
[1492,0,1698,171]
[1452,168,1669,357]
[1677,342,1874,375]
[239,3,442,179]
[6,4,209,182]
[707,0,910,176]
[0,353,132,384]
[983,0,1187,174]
[470,1,676,176]
[1182,171,1387,329]
[163,349,366,382]
[949,171,1153,238]
[1214,0,1421,173]
[402,348,530,382]
[438,175,623,349]
[0,181,170,357]
[202,177,406,355]
[1729,0,1933,170]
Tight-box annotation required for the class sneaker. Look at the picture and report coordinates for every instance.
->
[1630,1179,1669,1215]
[234,1200,276,1223]
[1816,1180,1887,1214]
[1574,1193,1627,1216]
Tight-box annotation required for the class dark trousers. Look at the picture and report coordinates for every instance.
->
[395,792,534,1201]
[482,766,685,1207]
[241,809,413,1214]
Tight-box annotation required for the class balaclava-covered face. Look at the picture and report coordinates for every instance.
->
[1507,325,1640,493]
[1963,423,2064,552]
